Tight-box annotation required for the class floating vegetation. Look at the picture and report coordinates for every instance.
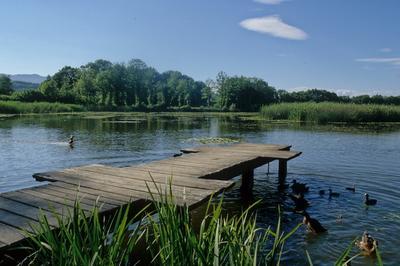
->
[186,136,241,144]
[102,120,144,124]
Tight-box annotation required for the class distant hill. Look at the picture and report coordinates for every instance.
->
[0,74,46,91]
[8,74,46,84]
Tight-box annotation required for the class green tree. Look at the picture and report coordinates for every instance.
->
[0,74,13,95]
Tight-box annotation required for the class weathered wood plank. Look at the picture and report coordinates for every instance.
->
[1,191,73,216]
[49,182,132,205]
[0,209,40,234]
[19,189,106,213]
[47,183,125,206]
[29,185,118,211]
[72,165,234,191]
[34,171,205,207]
[0,197,58,227]
[39,170,215,200]
[0,222,26,245]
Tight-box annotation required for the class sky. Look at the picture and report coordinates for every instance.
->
[1,0,400,96]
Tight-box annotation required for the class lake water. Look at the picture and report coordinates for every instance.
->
[1,113,399,265]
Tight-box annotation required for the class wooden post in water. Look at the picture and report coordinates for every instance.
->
[278,159,287,185]
[240,168,254,195]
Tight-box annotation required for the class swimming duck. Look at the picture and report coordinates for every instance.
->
[291,179,309,194]
[356,231,378,255]
[346,184,356,192]
[68,135,74,146]
[289,193,309,210]
[328,188,340,198]
[364,193,377,205]
[302,212,327,234]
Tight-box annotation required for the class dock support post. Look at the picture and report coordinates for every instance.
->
[241,168,254,196]
[278,160,287,185]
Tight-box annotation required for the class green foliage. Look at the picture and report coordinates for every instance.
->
[216,73,277,112]
[11,80,39,91]
[146,179,301,266]
[0,101,84,114]
[0,74,13,95]
[25,201,145,265]
[34,59,210,109]
[260,102,400,123]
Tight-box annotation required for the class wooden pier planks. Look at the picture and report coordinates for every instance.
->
[0,143,301,252]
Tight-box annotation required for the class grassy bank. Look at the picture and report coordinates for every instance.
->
[0,100,224,114]
[260,102,400,123]
[0,101,85,114]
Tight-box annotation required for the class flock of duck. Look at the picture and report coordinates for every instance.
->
[288,179,378,255]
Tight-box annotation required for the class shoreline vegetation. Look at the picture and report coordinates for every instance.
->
[260,102,400,123]
[3,100,400,124]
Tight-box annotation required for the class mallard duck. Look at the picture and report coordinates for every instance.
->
[289,193,309,210]
[356,231,378,255]
[291,179,309,194]
[302,212,327,234]
[364,193,377,205]
[328,188,340,198]
[346,184,356,192]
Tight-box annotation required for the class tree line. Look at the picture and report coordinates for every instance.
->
[1,59,400,111]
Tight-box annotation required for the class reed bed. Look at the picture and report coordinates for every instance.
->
[260,102,400,123]
[0,101,85,114]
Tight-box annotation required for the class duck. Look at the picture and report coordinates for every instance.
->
[68,135,74,146]
[291,179,309,194]
[328,188,340,198]
[346,184,356,192]
[302,212,327,234]
[289,193,309,211]
[364,193,377,205]
[356,231,378,255]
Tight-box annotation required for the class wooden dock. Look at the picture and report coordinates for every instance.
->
[0,143,301,252]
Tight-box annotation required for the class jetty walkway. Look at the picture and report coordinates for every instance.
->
[0,143,301,251]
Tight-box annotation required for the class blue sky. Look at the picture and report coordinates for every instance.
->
[1,0,400,95]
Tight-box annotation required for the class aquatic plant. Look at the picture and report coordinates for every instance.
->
[186,136,241,144]
[23,200,146,265]
[260,102,400,123]
[146,179,301,266]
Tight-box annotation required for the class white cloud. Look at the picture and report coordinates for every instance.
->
[254,0,285,5]
[239,15,308,40]
[379,48,392,53]
[356,57,400,65]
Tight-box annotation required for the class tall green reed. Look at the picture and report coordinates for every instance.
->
[260,102,400,123]
[23,200,146,265]
[145,177,301,266]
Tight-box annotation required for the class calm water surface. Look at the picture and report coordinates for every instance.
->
[1,113,399,265]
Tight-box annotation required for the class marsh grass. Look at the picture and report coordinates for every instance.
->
[260,102,400,123]
[0,101,85,114]
[23,201,146,265]
[145,179,301,266]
